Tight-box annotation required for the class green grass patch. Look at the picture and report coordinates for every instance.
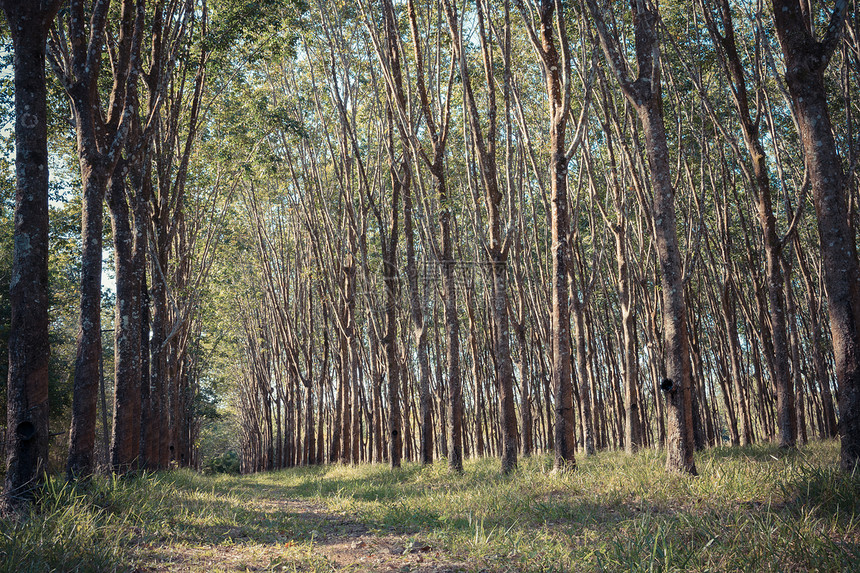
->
[1,440,857,572]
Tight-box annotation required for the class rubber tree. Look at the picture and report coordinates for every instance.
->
[584,0,697,474]
[48,0,144,480]
[1,0,64,509]
[698,0,796,448]
[771,0,859,471]
[443,0,518,474]
[515,0,581,470]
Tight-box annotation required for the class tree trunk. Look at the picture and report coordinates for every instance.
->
[516,0,577,470]
[639,103,697,474]
[58,0,141,480]
[409,257,432,465]
[615,225,641,453]
[722,283,749,445]
[783,254,807,445]
[385,253,402,468]
[139,265,151,465]
[571,296,595,455]
[467,303,485,458]
[148,244,169,468]
[441,214,463,472]
[331,326,343,464]
[1,0,61,508]
[67,165,109,479]
[107,162,142,472]
[445,0,519,474]
[516,321,533,456]
[772,0,859,470]
[586,0,696,473]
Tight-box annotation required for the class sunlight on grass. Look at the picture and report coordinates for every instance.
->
[259,441,859,572]
[1,440,857,572]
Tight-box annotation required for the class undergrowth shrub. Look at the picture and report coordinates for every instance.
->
[202,450,241,475]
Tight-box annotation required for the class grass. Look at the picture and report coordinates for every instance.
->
[1,440,858,572]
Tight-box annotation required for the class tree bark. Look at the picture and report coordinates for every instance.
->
[639,103,697,474]
[571,294,595,455]
[610,220,641,453]
[445,0,518,472]
[67,164,109,478]
[1,0,62,509]
[384,191,403,468]
[54,0,142,480]
[515,0,576,470]
[148,244,169,468]
[772,0,859,470]
[585,0,696,474]
[107,160,142,472]
[699,0,796,447]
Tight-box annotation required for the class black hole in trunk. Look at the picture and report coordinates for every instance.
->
[16,421,36,441]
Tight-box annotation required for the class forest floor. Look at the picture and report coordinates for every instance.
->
[1,440,859,572]
[130,495,472,572]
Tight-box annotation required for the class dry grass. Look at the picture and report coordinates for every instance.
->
[1,440,857,572]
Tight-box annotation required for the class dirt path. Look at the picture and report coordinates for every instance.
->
[268,499,472,572]
[132,498,477,572]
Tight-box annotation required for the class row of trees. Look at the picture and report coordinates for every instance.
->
[218,0,859,476]
[1,0,223,509]
[2,0,858,511]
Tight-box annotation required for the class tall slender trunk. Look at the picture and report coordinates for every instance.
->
[444,0,518,473]
[722,280,752,445]
[467,299,485,458]
[433,308,449,460]
[350,320,361,465]
[783,254,807,445]
[385,249,402,468]
[515,0,576,470]
[67,164,108,478]
[639,104,697,474]
[107,162,142,472]
[441,201,463,472]
[772,0,859,470]
[337,324,350,463]
[316,372,326,464]
[1,0,61,507]
[546,19,576,472]
[409,213,432,465]
[516,321,533,456]
[614,225,641,453]
[586,0,696,474]
[339,299,352,464]
[148,246,169,468]
[571,296,595,454]
[304,379,315,464]
[367,313,384,463]
[327,303,341,464]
